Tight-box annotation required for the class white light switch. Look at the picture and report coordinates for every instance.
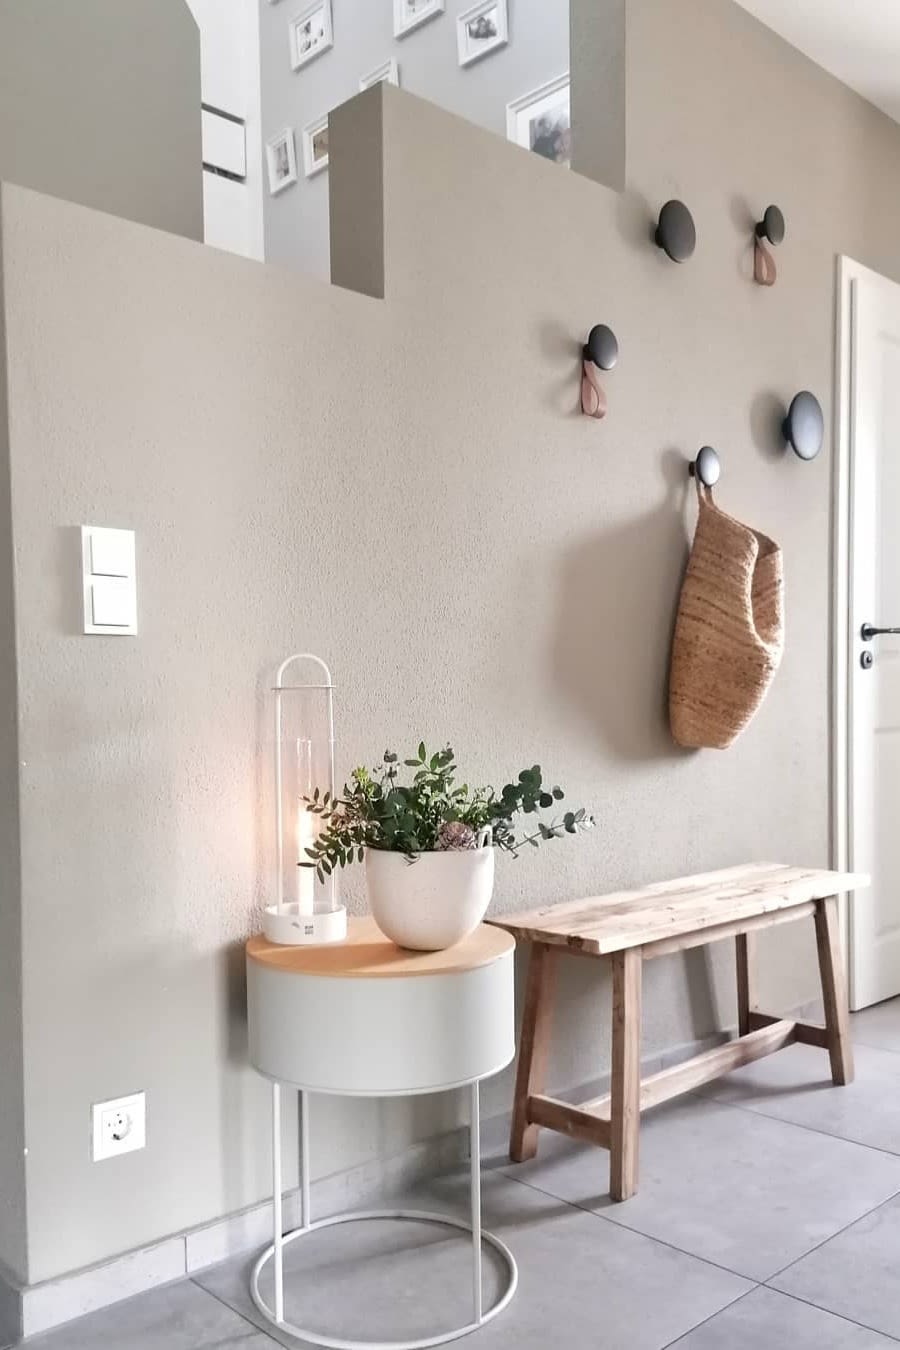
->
[82,526,137,635]
[90,528,133,578]
[91,577,135,627]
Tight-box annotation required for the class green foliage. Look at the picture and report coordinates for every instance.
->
[300,743,594,884]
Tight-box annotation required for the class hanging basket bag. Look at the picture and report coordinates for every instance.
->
[669,482,784,749]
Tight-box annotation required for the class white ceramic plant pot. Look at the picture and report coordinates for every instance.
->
[365,833,495,951]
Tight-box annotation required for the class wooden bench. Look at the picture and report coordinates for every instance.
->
[490,863,868,1202]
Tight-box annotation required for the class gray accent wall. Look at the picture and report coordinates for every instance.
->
[259,0,570,278]
[571,0,626,191]
[0,0,202,240]
[1,0,900,1290]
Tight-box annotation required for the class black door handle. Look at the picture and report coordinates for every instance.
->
[861,623,900,641]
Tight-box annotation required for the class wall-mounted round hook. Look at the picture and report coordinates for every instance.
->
[581,324,619,419]
[655,200,696,263]
[754,204,785,286]
[688,445,721,488]
[782,391,824,461]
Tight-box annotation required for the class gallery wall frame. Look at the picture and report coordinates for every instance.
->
[266,128,298,195]
[289,0,334,71]
[506,74,571,169]
[360,59,400,91]
[394,0,445,40]
[457,0,509,67]
[302,115,330,177]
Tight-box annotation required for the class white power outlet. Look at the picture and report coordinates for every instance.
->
[91,1092,146,1161]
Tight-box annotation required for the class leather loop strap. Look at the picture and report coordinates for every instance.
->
[695,475,715,507]
[754,237,777,287]
[581,360,608,419]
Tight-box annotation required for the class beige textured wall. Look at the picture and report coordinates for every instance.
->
[0,0,202,241]
[2,0,900,1285]
[0,210,26,1288]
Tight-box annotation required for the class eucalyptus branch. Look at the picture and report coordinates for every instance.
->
[297,743,594,880]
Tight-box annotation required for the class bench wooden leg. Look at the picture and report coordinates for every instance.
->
[814,895,854,1086]
[509,942,558,1162]
[610,947,642,1201]
[736,932,755,1037]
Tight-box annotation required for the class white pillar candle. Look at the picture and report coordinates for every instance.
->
[296,804,317,915]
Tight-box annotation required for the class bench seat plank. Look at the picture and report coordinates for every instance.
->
[489,863,868,956]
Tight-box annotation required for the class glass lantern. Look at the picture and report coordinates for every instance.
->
[262,653,347,946]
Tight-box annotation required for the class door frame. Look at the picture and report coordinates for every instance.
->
[833,255,899,1008]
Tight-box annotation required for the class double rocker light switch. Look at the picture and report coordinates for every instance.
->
[81,526,137,635]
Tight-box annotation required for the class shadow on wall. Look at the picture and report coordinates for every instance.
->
[551,448,695,762]
[749,388,790,464]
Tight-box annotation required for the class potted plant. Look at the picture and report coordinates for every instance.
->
[301,743,593,950]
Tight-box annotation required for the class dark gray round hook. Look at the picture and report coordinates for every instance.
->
[783,391,824,461]
[755,204,785,246]
[655,200,696,263]
[689,445,721,487]
[583,324,619,371]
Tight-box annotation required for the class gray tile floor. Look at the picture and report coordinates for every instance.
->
[14,998,900,1349]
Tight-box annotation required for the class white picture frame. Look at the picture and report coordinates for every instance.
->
[506,74,571,169]
[302,115,329,177]
[457,0,508,67]
[359,59,400,91]
[265,128,298,195]
[393,0,444,40]
[289,0,333,71]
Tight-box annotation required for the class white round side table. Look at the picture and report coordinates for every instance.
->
[246,917,517,1350]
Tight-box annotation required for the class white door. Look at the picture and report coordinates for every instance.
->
[848,271,900,1009]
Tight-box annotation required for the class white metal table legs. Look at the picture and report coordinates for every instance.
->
[250,1082,518,1350]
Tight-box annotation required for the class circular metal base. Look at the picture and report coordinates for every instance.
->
[250,1208,519,1350]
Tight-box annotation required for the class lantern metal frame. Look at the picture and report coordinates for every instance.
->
[262,652,348,946]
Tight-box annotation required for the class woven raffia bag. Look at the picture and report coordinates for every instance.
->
[669,482,784,749]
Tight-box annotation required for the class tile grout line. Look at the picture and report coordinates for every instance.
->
[763,1182,900,1285]
[850,1031,900,1059]
[689,1086,900,1160]
[660,1284,900,1348]
[496,1093,900,1290]
[187,1275,283,1346]
[496,1167,761,1284]
[659,1286,760,1349]
[766,1285,900,1344]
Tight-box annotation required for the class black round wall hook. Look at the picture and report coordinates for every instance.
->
[581,324,618,419]
[583,324,619,371]
[754,204,785,286]
[688,445,721,488]
[782,391,824,461]
[755,204,786,246]
[655,200,697,263]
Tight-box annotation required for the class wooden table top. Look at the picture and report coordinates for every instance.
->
[247,915,514,978]
[488,863,869,957]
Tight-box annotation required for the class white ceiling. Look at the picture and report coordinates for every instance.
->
[735,0,900,125]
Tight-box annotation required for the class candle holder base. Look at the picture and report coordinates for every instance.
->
[263,904,348,947]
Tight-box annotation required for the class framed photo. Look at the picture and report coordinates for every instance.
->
[265,128,298,195]
[289,0,333,71]
[457,0,508,67]
[302,115,329,177]
[506,75,571,169]
[360,59,400,91]
[393,0,444,39]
